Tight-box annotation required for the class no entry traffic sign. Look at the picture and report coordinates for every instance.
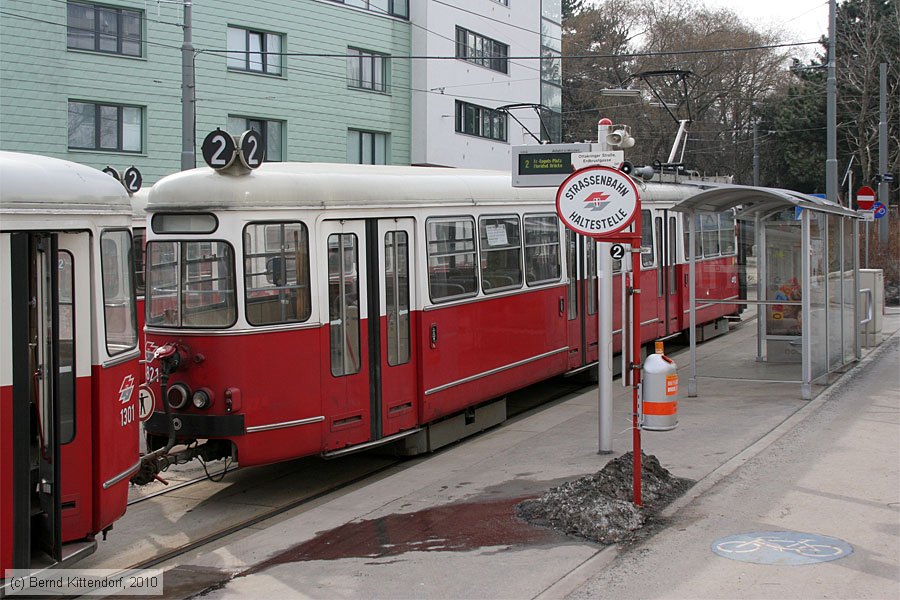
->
[857,185,876,210]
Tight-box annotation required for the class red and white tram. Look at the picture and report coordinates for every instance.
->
[0,152,141,574]
[139,162,739,473]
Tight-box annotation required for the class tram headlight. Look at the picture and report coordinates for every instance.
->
[192,388,213,410]
[166,382,191,410]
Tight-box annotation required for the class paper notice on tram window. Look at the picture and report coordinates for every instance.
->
[485,224,509,247]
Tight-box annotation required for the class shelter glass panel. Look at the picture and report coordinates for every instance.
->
[809,212,828,380]
[827,216,843,369]
[842,220,856,364]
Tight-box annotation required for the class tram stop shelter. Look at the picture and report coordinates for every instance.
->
[671,184,862,400]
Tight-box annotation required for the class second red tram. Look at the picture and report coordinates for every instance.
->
[0,152,141,575]
[139,163,739,473]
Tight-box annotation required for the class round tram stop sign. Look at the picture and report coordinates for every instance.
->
[556,166,640,238]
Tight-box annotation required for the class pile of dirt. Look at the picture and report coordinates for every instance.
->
[515,452,693,545]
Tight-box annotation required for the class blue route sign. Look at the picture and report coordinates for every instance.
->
[873,202,887,219]
[712,531,853,565]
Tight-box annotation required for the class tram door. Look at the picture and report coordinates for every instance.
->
[320,219,418,451]
[565,231,599,370]
[8,232,88,566]
[654,211,681,336]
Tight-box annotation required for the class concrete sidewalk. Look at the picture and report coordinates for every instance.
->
[157,309,900,599]
[567,332,900,600]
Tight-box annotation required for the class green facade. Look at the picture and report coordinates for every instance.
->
[0,0,412,185]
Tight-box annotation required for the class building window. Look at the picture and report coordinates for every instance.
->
[455,27,508,74]
[455,101,507,142]
[67,1,141,57]
[328,0,408,19]
[347,130,387,164]
[68,101,142,152]
[347,48,388,92]
[227,26,283,75]
[227,116,283,161]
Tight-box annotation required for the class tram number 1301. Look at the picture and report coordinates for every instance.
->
[121,404,135,427]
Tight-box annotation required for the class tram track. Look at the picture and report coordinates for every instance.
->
[116,377,594,574]
[126,458,403,572]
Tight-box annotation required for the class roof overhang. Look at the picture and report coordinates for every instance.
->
[669,183,860,219]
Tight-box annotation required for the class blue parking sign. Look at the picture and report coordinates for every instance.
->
[873,202,887,218]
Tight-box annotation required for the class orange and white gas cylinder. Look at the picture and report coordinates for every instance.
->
[641,341,678,431]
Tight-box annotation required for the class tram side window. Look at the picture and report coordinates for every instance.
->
[100,230,138,355]
[641,209,654,268]
[133,227,146,295]
[385,231,410,366]
[480,215,522,294]
[586,241,598,315]
[524,214,561,285]
[146,241,236,328]
[328,234,360,377]
[701,213,720,256]
[244,222,311,326]
[682,212,735,259]
[426,217,477,302]
[58,251,75,444]
[566,229,577,319]
[719,211,736,255]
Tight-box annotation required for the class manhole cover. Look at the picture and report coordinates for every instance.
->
[712,531,853,565]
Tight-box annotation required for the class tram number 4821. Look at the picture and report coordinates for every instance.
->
[121,404,135,427]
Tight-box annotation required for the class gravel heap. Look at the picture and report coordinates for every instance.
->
[515,452,692,545]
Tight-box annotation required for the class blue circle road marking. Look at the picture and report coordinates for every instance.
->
[711,531,853,565]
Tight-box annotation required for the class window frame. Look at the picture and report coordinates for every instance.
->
[347,129,388,164]
[455,101,508,142]
[327,0,409,19]
[243,221,312,326]
[479,214,523,294]
[384,230,410,366]
[426,216,479,304]
[347,47,389,93]
[67,1,142,57]
[455,26,509,74]
[227,116,284,162]
[524,214,562,286]
[145,240,238,329]
[67,100,143,153]
[99,228,138,355]
[226,25,284,76]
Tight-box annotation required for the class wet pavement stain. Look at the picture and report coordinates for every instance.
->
[241,495,573,576]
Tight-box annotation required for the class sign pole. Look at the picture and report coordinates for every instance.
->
[556,165,643,506]
[630,209,642,506]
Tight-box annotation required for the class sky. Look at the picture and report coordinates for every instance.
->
[700,0,830,45]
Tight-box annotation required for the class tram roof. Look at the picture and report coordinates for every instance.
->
[670,183,860,219]
[0,151,132,216]
[148,163,701,211]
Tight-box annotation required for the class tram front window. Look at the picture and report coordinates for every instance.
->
[100,229,138,354]
[146,240,236,328]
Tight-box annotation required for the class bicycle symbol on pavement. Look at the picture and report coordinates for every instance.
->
[712,531,853,565]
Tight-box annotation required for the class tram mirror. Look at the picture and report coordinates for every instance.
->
[266,257,286,286]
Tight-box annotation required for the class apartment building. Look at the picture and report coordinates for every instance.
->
[411,0,560,169]
[0,1,553,181]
